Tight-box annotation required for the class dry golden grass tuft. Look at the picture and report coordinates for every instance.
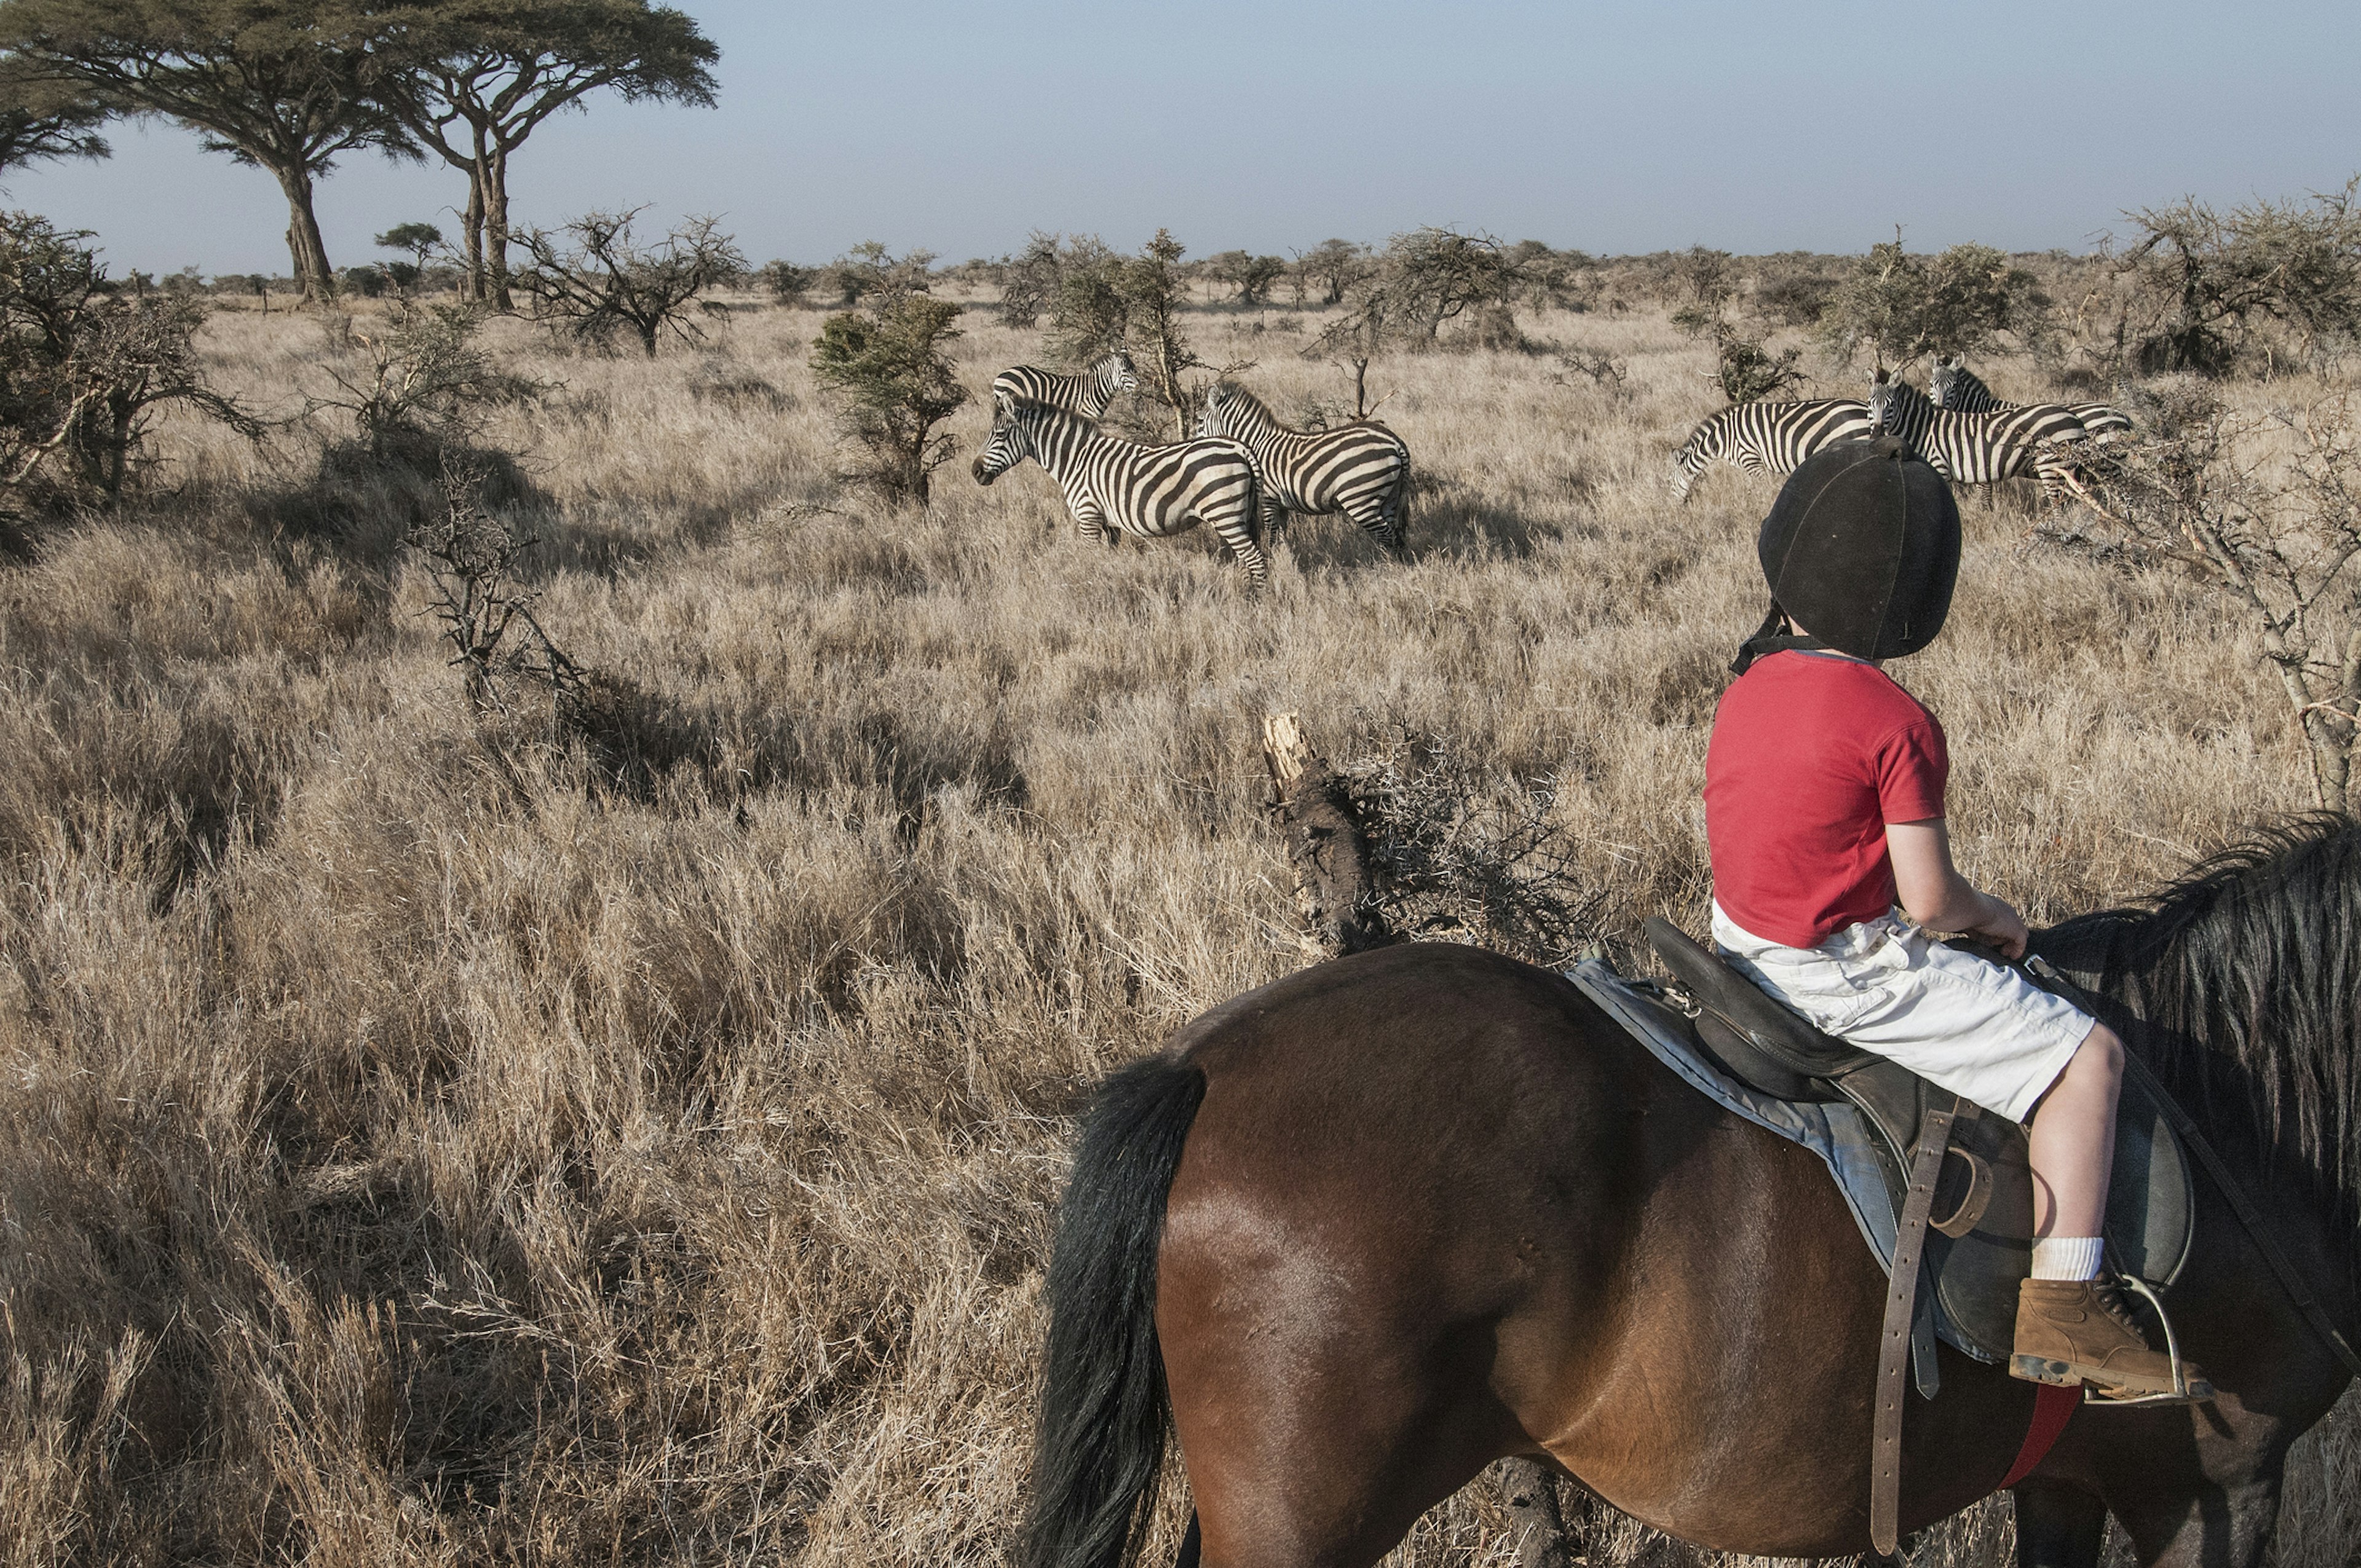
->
[0,288,2349,1564]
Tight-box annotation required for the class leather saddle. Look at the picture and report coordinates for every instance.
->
[1639,916,2194,1363]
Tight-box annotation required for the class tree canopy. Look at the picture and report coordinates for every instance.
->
[0,0,408,300]
[0,55,107,173]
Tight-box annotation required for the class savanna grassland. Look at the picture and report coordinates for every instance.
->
[1,281,2353,1567]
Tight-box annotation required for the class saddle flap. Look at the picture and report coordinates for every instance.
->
[1645,917,1881,1081]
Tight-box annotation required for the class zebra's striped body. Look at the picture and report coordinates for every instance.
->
[973,397,1267,583]
[1672,399,1876,501]
[988,352,1138,422]
[1194,381,1411,556]
[1929,356,2134,441]
[1869,369,2088,496]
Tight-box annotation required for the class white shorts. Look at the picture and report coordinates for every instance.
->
[1710,903,2094,1123]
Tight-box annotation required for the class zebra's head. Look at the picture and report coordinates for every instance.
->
[1670,433,1706,502]
[1869,367,1897,431]
[1099,350,1139,396]
[1869,368,1932,438]
[972,395,1034,486]
[1929,355,1964,409]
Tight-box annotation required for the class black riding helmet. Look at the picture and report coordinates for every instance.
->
[1733,435,1961,674]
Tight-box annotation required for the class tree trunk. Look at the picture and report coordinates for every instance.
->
[274,163,336,303]
[484,141,515,312]
[1261,712,1390,958]
[461,154,487,303]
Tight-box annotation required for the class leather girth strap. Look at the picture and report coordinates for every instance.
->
[1872,1095,1961,1556]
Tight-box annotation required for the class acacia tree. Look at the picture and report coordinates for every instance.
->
[370,1,718,309]
[512,206,742,355]
[1294,238,1373,306]
[374,218,440,292]
[1206,249,1285,306]
[0,0,405,301]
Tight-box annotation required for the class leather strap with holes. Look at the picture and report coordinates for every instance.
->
[1873,1097,1958,1556]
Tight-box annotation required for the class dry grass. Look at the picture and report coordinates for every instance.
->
[0,285,2351,1565]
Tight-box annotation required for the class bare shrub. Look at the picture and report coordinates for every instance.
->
[0,211,257,508]
[406,458,580,717]
[1553,348,1629,394]
[514,207,746,356]
[2042,384,2361,808]
[1339,724,1604,968]
[309,300,544,467]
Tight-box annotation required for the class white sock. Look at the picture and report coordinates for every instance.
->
[2031,1236,2105,1281]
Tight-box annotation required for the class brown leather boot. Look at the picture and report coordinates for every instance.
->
[2012,1278,2213,1403]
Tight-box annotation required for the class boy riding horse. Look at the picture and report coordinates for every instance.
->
[1703,436,2209,1404]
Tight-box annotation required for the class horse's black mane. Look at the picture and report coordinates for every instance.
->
[2039,814,2361,1236]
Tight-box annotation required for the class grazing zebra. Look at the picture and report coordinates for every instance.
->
[1193,381,1411,556]
[1671,398,1876,502]
[988,351,1139,421]
[1929,355,2134,441]
[973,396,1268,583]
[1869,368,2090,498]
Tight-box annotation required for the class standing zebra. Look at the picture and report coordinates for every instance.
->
[988,351,1139,421]
[1671,398,1875,502]
[1193,381,1411,557]
[973,396,1268,584]
[1929,355,2134,440]
[1869,368,2089,498]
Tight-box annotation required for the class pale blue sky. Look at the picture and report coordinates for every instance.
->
[7,1,2358,276]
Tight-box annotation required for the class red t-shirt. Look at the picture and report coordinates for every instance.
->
[1704,650,1949,948]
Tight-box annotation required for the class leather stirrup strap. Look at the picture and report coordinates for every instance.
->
[1873,1097,1958,1556]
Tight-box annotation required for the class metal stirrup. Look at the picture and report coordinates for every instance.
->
[2087,1275,2195,1408]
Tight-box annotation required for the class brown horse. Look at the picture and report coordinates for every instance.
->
[1019,819,2361,1568]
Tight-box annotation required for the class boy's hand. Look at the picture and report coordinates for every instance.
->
[1962,894,2030,961]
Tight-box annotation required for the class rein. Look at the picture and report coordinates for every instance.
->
[2024,954,2361,1381]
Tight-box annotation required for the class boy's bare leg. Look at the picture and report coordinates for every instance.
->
[2013,1018,2209,1397]
[2027,1022,2123,1239]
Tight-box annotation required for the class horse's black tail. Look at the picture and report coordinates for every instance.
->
[1019,1052,1208,1568]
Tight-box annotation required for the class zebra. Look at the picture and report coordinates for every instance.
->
[988,351,1138,421]
[1929,355,2134,441]
[972,395,1268,584]
[1193,381,1411,557]
[1672,399,1876,502]
[1869,368,2090,499]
